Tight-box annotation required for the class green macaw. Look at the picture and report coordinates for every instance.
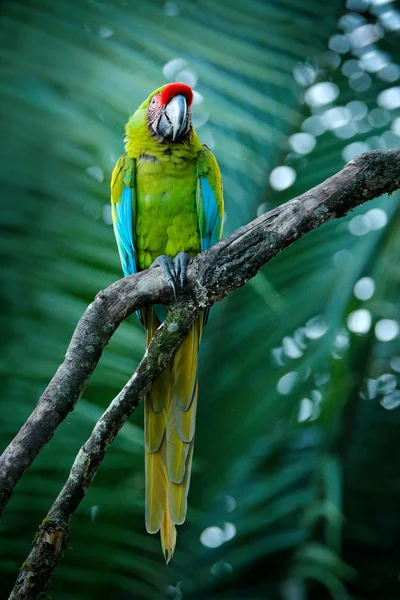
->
[110,83,224,562]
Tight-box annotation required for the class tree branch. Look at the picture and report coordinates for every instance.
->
[5,148,400,599]
[8,305,196,600]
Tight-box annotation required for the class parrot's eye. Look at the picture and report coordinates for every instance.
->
[151,97,156,106]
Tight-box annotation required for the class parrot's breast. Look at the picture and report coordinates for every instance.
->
[135,157,200,269]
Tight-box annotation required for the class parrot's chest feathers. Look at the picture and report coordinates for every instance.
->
[137,153,160,165]
[135,156,200,269]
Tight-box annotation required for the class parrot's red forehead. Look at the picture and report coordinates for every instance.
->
[160,83,193,107]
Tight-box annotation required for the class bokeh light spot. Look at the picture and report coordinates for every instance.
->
[392,117,400,136]
[301,116,326,136]
[354,277,375,301]
[293,64,317,87]
[348,215,369,236]
[380,391,400,411]
[339,13,367,32]
[225,496,236,513]
[323,106,352,130]
[347,309,372,334]
[192,90,204,105]
[378,63,400,82]
[342,141,369,162]
[200,523,236,549]
[329,34,351,54]
[86,165,104,183]
[368,108,391,128]
[342,58,362,77]
[360,50,389,73]
[102,205,113,225]
[269,166,296,191]
[333,122,358,139]
[364,208,387,230]
[349,72,372,92]
[305,316,329,340]
[379,10,400,31]
[283,336,303,359]
[377,374,397,394]
[349,24,383,48]
[298,398,314,422]
[162,58,187,80]
[333,249,352,267]
[176,69,198,88]
[346,0,369,10]
[347,100,368,120]
[223,522,236,542]
[288,132,316,155]
[390,357,400,372]
[378,86,400,109]
[211,561,234,576]
[305,82,340,107]
[200,526,225,548]
[375,319,399,342]
[277,372,299,395]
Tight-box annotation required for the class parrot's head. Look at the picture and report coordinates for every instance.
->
[147,83,193,143]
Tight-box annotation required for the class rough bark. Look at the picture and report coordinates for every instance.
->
[4,148,400,599]
[8,305,196,600]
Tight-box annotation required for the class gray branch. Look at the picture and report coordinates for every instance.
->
[5,148,400,600]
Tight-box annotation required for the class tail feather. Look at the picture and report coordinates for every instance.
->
[168,413,195,525]
[143,307,202,561]
[145,405,166,452]
[175,384,198,443]
[160,500,176,564]
[166,423,190,484]
[172,323,199,411]
[146,308,170,414]
[145,442,168,534]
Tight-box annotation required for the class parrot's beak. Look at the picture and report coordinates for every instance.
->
[157,94,188,141]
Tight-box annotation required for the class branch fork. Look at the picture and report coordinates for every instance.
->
[2,149,400,599]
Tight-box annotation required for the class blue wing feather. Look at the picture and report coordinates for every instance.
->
[111,154,143,325]
[199,177,221,251]
[113,185,136,276]
[196,148,223,324]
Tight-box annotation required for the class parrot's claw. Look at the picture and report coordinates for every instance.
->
[151,252,191,298]
[174,252,190,289]
[151,255,177,297]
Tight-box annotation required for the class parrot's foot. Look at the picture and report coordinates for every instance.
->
[151,252,190,297]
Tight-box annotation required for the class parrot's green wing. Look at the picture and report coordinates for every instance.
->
[111,154,143,324]
[111,153,137,276]
[196,145,223,250]
[196,145,224,323]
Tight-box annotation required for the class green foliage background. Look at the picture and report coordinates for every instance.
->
[1,0,400,598]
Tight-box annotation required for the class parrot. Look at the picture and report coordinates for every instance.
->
[110,82,224,562]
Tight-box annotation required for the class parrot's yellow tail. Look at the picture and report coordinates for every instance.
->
[143,307,202,562]
[160,501,176,564]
